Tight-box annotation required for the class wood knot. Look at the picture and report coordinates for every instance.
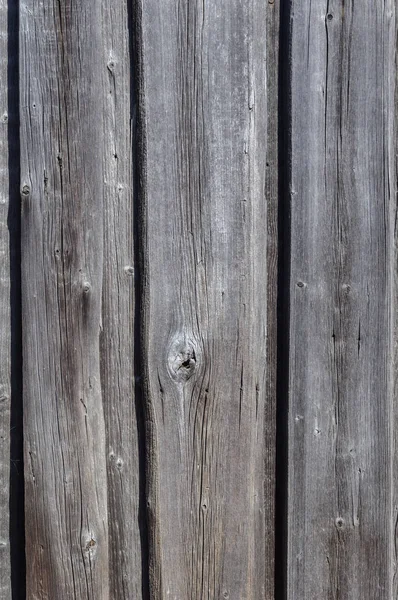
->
[82,532,97,555]
[21,185,30,197]
[167,337,199,383]
[335,517,345,529]
[85,538,96,552]
[124,265,134,276]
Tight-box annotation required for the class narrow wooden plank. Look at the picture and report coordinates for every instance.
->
[20,3,109,598]
[101,1,145,597]
[0,0,11,595]
[288,2,396,598]
[139,1,276,597]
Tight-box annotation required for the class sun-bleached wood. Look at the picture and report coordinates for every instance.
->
[288,2,396,598]
[20,2,109,597]
[139,1,278,597]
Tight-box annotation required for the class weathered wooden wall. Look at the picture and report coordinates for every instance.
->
[19,0,279,598]
[0,0,393,598]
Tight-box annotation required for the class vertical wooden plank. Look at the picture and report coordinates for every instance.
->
[139,1,276,597]
[0,0,11,595]
[288,2,396,598]
[101,1,145,597]
[20,2,109,598]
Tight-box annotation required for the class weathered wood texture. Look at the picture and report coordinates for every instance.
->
[288,2,396,598]
[0,0,11,596]
[101,1,145,597]
[14,0,398,598]
[20,2,109,598]
[140,1,276,597]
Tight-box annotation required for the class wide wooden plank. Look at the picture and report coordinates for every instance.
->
[139,1,276,597]
[0,0,11,595]
[288,2,396,598]
[101,1,145,597]
[20,2,109,598]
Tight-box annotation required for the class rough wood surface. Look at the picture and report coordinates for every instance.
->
[20,2,109,598]
[139,1,276,597]
[17,0,398,597]
[101,0,145,597]
[0,0,11,596]
[288,2,396,598]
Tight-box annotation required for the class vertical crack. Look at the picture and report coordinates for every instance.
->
[275,1,293,599]
[129,1,150,598]
[8,0,25,597]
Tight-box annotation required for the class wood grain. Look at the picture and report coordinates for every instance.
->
[288,2,396,598]
[139,1,276,597]
[101,0,145,597]
[20,2,109,597]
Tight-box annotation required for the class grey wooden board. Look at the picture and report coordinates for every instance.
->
[0,0,11,596]
[140,1,276,597]
[20,2,109,598]
[288,2,396,598]
[101,0,144,597]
